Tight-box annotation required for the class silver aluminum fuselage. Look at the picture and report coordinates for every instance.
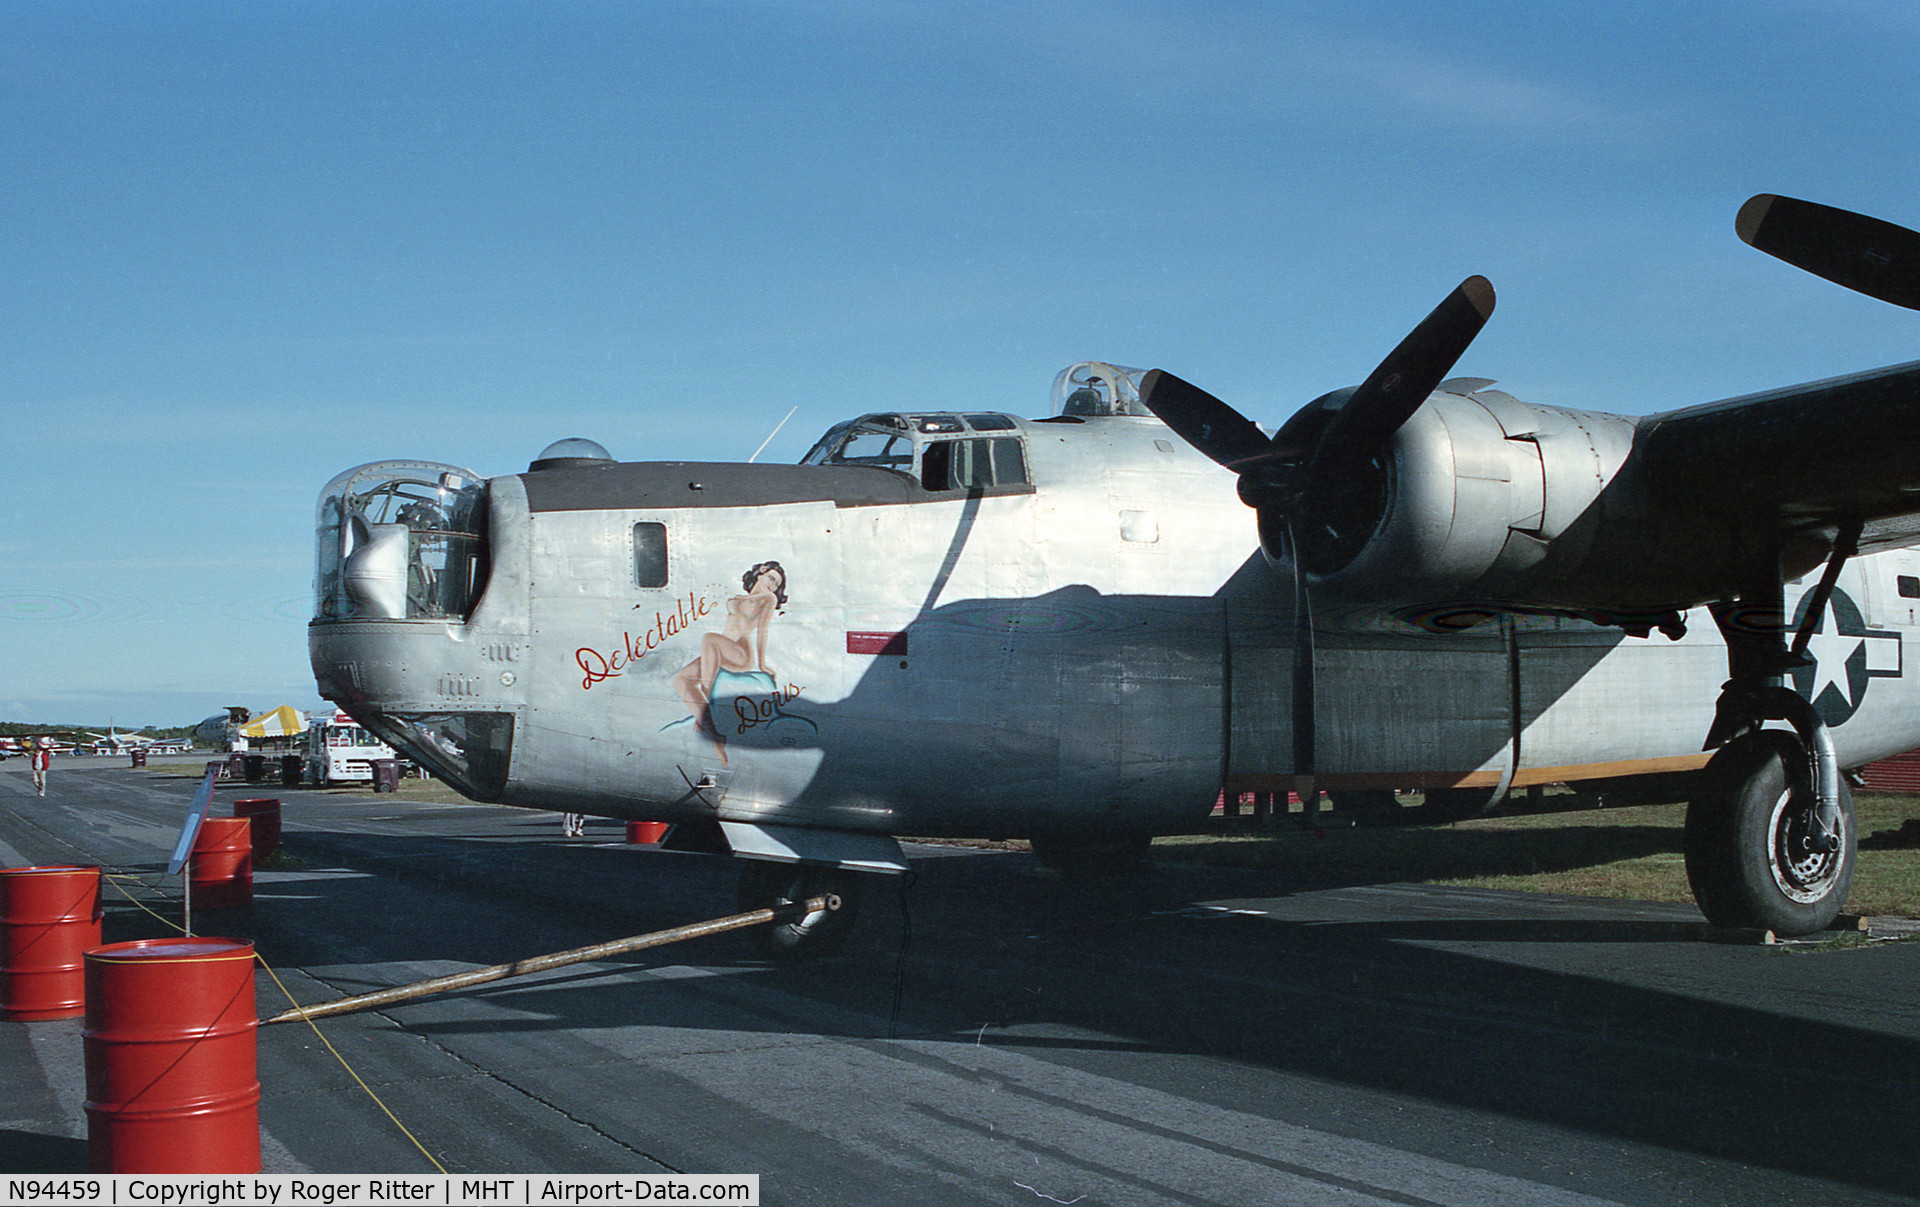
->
[310,406,1920,837]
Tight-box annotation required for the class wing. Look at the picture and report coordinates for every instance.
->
[1559,196,1920,606]
[1636,359,1920,557]
[1642,195,1920,559]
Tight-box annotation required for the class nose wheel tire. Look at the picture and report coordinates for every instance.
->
[1684,730,1854,936]
[736,862,862,961]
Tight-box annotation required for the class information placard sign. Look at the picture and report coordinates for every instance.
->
[166,763,223,877]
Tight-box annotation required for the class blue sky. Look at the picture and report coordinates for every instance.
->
[5,0,1920,727]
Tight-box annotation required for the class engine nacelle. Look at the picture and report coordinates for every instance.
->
[1303,385,1638,606]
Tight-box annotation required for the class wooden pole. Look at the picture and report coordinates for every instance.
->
[262,895,836,1026]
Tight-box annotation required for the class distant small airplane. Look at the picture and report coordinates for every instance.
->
[87,727,159,754]
[2,736,76,758]
[192,707,252,752]
[309,194,1920,954]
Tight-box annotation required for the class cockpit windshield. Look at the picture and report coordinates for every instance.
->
[807,422,916,470]
[799,412,1034,495]
[801,412,1026,469]
[315,461,489,621]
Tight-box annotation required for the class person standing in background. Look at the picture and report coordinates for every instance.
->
[29,738,52,797]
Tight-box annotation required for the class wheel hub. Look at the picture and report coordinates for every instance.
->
[1768,789,1842,903]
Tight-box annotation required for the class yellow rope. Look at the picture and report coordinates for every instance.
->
[254,959,449,1174]
[101,870,449,1174]
[101,871,184,933]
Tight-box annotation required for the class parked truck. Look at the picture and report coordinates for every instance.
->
[304,710,397,786]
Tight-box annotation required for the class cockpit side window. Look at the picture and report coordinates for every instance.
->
[956,440,991,488]
[989,437,1028,486]
[921,436,1030,492]
[920,441,953,491]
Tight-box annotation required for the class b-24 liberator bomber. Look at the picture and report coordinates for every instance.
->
[312,195,1920,955]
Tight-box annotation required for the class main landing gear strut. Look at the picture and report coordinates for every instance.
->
[1688,531,1859,936]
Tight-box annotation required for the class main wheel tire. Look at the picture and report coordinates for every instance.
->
[1684,730,1854,936]
[1027,832,1151,875]
[736,862,862,961]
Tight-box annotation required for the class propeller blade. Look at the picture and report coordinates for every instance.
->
[1737,194,1920,311]
[1139,369,1282,473]
[1305,276,1495,486]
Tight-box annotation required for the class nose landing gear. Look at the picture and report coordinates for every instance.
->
[736,861,862,961]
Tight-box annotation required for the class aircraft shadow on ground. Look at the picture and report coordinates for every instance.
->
[875,855,1920,1199]
[172,818,1691,974]
[0,1129,89,1175]
[1163,820,1684,888]
[182,825,1920,1199]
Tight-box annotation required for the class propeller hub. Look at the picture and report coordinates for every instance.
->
[1140,275,1494,578]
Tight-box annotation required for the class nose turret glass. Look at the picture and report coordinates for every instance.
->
[315,461,489,621]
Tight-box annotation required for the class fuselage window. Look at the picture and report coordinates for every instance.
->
[633,522,668,588]
[1900,574,1920,600]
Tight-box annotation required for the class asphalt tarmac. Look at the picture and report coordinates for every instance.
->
[2,760,1918,1205]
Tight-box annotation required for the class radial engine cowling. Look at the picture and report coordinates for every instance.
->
[1298,385,1638,606]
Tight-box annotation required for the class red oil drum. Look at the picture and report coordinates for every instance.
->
[190,817,252,909]
[84,937,259,1173]
[1,865,103,1020]
[230,799,281,859]
[627,821,670,844]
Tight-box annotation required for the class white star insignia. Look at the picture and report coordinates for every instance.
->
[1803,601,1864,706]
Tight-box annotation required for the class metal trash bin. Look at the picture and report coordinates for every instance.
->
[130,750,147,769]
[370,759,400,793]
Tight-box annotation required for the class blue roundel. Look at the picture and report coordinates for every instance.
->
[1788,587,1899,727]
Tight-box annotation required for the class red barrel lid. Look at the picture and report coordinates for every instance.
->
[87,937,255,963]
[1,865,97,876]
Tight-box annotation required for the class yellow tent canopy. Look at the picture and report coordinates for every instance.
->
[240,705,307,739]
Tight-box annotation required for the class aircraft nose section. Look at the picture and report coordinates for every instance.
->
[310,458,523,802]
[307,613,523,802]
